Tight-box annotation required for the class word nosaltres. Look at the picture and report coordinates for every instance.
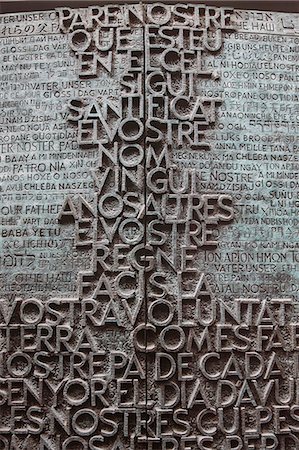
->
[57,4,235,52]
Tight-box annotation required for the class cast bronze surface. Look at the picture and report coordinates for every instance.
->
[0,4,299,449]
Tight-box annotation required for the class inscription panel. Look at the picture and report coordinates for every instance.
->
[0,4,299,449]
